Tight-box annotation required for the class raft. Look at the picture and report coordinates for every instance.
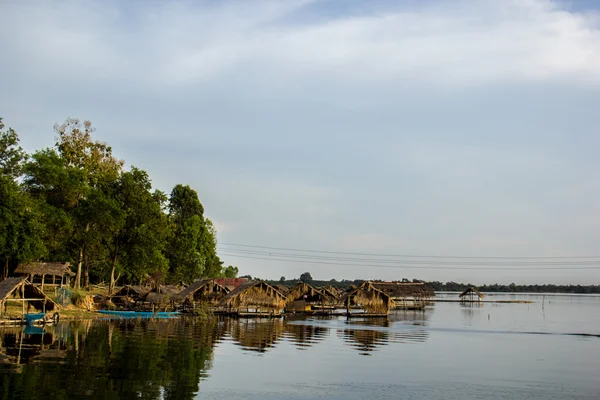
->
[98,310,180,319]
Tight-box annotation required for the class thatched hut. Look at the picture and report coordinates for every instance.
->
[109,285,150,309]
[343,281,395,316]
[285,282,336,312]
[459,287,484,302]
[371,282,434,309]
[142,285,182,311]
[177,279,230,307]
[0,277,59,316]
[14,262,74,289]
[220,281,286,316]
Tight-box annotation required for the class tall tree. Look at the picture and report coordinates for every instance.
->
[166,185,222,283]
[24,119,123,288]
[106,167,168,294]
[0,118,46,279]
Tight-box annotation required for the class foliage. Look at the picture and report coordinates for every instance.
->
[299,272,313,283]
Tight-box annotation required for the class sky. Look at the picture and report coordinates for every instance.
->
[1,0,600,285]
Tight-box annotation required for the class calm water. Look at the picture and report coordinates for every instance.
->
[1,293,599,399]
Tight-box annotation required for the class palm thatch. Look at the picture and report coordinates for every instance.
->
[459,287,484,300]
[343,281,395,315]
[177,279,230,304]
[286,282,336,307]
[220,281,286,313]
[371,282,435,300]
[14,262,74,277]
[0,277,59,313]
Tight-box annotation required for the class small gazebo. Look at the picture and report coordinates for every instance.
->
[14,262,74,290]
[459,287,484,302]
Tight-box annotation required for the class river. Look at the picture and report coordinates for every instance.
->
[1,293,599,399]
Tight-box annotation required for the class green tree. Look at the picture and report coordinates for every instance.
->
[106,167,169,294]
[166,185,222,283]
[24,119,123,288]
[300,272,313,283]
[222,265,239,278]
[0,119,46,279]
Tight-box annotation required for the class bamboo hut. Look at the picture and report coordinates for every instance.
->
[285,282,336,313]
[13,262,74,290]
[142,285,181,311]
[459,287,484,302]
[220,281,286,316]
[177,279,230,308]
[343,281,395,316]
[0,277,59,317]
[109,285,150,309]
[371,282,434,309]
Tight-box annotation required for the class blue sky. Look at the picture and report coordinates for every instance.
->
[2,0,600,284]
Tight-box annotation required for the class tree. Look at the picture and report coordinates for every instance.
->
[24,118,123,288]
[280,276,286,283]
[166,185,222,283]
[106,168,169,293]
[222,265,239,278]
[300,272,313,283]
[0,119,46,279]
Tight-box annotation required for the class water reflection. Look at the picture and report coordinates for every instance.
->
[283,316,329,349]
[339,312,430,355]
[228,318,285,353]
[0,318,224,400]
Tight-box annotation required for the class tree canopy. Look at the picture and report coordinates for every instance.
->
[0,117,232,287]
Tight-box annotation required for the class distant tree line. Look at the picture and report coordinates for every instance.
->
[261,272,600,294]
[0,117,238,293]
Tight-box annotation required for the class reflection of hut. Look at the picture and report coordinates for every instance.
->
[343,281,394,316]
[285,282,336,313]
[459,287,484,302]
[371,282,434,309]
[230,318,285,353]
[110,286,149,309]
[284,317,328,349]
[0,277,59,317]
[177,279,230,307]
[14,262,74,290]
[220,281,286,316]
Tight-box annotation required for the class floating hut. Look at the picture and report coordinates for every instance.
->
[220,281,286,317]
[13,262,74,290]
[459,287,484,302]
[177,279,230,308]
[142,285,181,311]
[109,285,150,309]
[371,282,434,309]
[0,277,59,318]
[343,281,395,316]
[285,282,336,313]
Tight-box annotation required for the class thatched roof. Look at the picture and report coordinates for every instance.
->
[459,287,484,299]
[214,277,249,290]
[110,285,149,299]
[318,286,341,300]
[221,281,286,310]
[14,262,74,277]
[177,279,229,300]
[275,284,290,294]
[0,277,59,311]
[344,281,395,314]
[371,282,435,299]
[286,282,335,305]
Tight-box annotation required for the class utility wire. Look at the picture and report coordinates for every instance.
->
[219,252,600,270]
[219,248,600,266]
[219,242,600,260]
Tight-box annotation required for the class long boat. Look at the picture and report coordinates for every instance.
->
[98,310,180,319]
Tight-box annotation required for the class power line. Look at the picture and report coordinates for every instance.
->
[219,242,600,260]
[219,252,600,271]
[219,248,600,266]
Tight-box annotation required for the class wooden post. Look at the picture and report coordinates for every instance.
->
[21,283,25,317]
[41,274,45,292]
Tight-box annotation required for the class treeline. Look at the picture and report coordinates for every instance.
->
[261,272,600,294]
[0,117,238,293]
[427,281,600,294]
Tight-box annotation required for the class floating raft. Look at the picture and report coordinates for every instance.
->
[98,310,180,319]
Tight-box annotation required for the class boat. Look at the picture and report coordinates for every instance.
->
[98,310,180,319]
[24,313,47,325]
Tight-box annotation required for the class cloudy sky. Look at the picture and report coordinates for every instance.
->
[2,0,600,284]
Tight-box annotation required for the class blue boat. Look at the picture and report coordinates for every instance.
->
[24,313,47,325]
[98,310,180,319]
